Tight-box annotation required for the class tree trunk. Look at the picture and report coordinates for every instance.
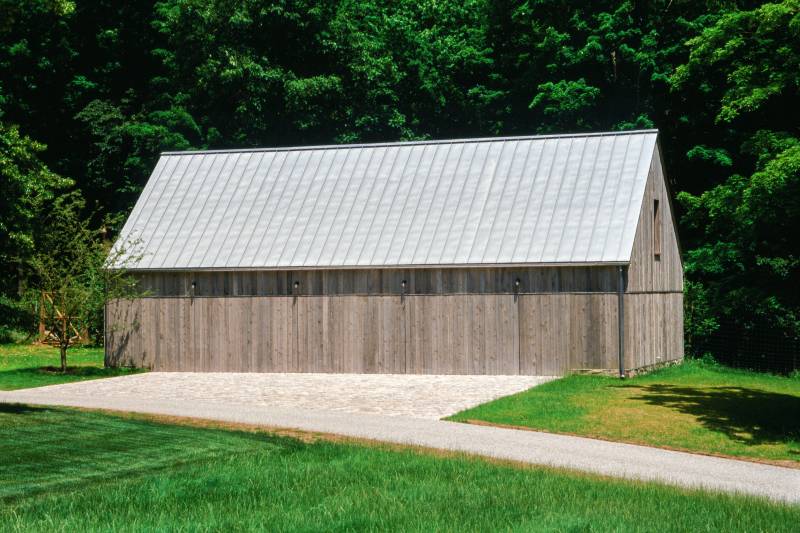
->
[60,313,68,372]
[60,344,67,373]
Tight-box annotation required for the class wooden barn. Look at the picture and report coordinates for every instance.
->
[106,130,683,376]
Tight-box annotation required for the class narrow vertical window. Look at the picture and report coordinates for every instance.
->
[653,199,662,259]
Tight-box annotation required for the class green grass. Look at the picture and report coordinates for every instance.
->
[0,406,797,531]
[0,343,142,390]
[449,360,800,464]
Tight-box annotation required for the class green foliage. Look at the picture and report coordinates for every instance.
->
[673,0,800,125]
[530,78,600,129]
[0,122,72,316]
[0,296,30,343]
[683,279,719,354]
[673,1,800,353]
[0,123,71,296]
[686,145,732,167]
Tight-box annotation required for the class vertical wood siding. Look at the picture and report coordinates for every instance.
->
[627,144,683,293]
[624,292,684,369]
[519,294,620,374]
[108,295,518,374]
[134,266,620,297]
[106,289,679,374]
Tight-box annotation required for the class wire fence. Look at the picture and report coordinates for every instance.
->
[689,319,800,375]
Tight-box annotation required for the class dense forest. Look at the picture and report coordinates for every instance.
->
[1,0,798,368]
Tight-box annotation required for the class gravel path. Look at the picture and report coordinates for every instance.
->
[0,372,553,419]
[2,375,799,505]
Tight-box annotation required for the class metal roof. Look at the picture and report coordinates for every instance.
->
[112,130,658,270]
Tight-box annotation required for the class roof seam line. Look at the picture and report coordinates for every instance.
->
[598,135,634,261]
[374,145,428,265]
[196,152,255,267]
[259,151,319,266]
[582,134,619,262]
[554,136,593,260]
[211,152,269,267]
[464,140,513,263]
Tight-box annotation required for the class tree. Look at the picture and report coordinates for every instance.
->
[26,192,140,371]
[679,136,800,345]
[672,0,800,353]
[0,122,72,297]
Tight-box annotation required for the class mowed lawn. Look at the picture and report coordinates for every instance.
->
[0,343,142,390]
[449,360,800,464]
[0,406,797,531]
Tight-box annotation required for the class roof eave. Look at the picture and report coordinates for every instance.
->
[117,261,631,272]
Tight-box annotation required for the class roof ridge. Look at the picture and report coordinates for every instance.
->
[161,129,659,156]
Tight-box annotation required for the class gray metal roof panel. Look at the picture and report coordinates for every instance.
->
[112,130,658,269]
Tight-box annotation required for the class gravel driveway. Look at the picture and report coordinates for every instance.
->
[0,372,553,419]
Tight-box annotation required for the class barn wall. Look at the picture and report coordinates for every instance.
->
[519,294,620,374]
[109,255,683,374]
[624,292,684,369]
[627,144,683,293]
[622,143,684,367]
[106,290,622,374]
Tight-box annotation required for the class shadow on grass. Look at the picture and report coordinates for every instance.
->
[630,384,800,451]
[0,366,136,378]
[0,366,142,390]
[0,403,52,415]
[33,366,129,376]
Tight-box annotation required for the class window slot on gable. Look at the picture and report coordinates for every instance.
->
[653,199,661,259]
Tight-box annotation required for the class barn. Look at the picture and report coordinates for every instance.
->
[105,129,683,376]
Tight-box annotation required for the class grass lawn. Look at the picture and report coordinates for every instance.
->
[449,360,800,465]
[0,406,797,531]
[0,343,142,391]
